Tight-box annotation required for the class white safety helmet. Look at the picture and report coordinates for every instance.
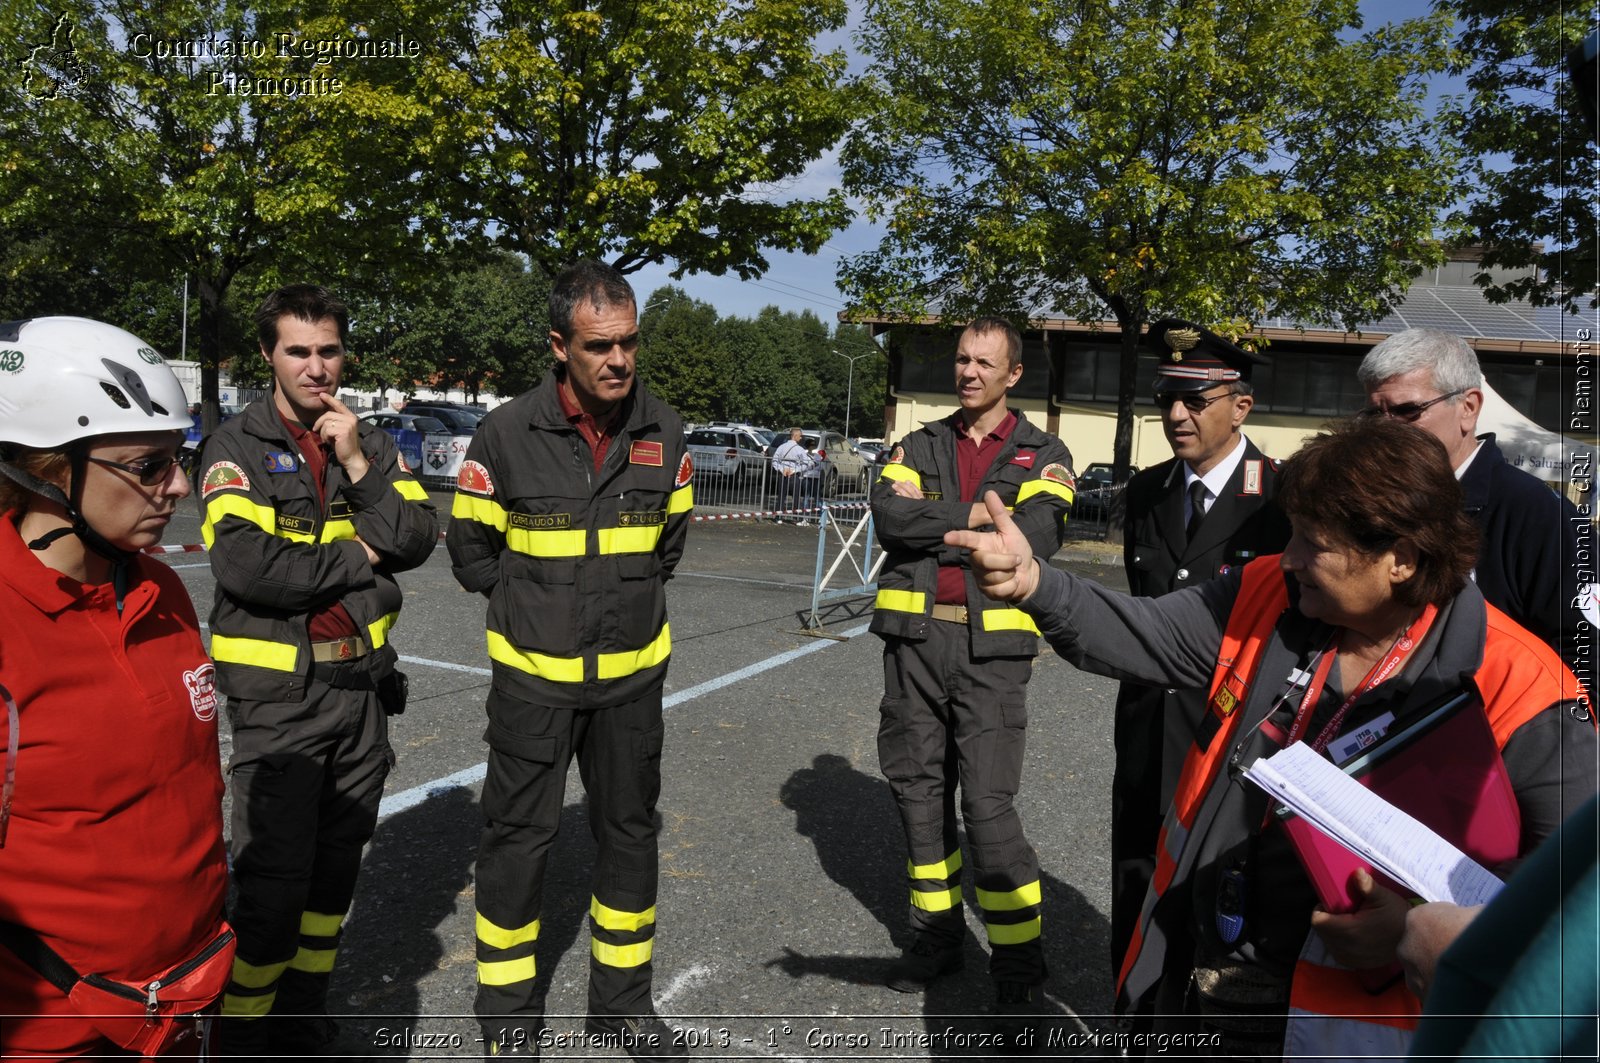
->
[0,316,192,449]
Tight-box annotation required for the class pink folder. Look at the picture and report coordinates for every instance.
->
[1275,690,1521,914]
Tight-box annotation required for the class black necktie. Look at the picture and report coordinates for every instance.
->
[1186,480,1208,542]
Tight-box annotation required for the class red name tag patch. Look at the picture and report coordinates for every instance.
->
[1010,450,1036,468]
[629,440,664,466]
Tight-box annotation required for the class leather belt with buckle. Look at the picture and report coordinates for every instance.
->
[930,604,969,624]
[311,636,368,663]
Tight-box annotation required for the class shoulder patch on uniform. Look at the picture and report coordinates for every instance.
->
[888,445,905,465]
[629,440,664,466]
[1040,463,1076,491]
[1010,450,1036,469]
[675,452,693,488]
[263,450,298,474]
[396,450,410,474]
[202,461,249,497]
[183,662,218,723]
[457,459,494,496]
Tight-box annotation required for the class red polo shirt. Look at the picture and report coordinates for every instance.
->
[557,375,620,473]
[936,410,1017,605]
[277,410,360,641]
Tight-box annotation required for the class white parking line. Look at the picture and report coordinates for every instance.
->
[376,621,870,819]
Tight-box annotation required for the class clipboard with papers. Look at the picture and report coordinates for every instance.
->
[1248,690,1519,913]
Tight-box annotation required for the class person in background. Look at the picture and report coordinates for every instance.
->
[0,317,232,1057]
[204,284,438,1055]
[771,427,811,522]
[869,315,1076,1033]
[949,418,1594,1059]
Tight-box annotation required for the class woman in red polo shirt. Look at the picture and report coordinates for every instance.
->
[0,317,231,1057]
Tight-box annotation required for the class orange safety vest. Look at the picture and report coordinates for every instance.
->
[1116,556,1585,1056]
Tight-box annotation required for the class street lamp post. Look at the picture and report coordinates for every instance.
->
[831,346,874,442]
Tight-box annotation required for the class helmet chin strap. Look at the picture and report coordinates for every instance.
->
[0,450,136,612]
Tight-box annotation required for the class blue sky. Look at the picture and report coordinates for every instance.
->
[626,0,1448,324]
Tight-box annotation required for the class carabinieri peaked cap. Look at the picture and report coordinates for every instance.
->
[1145,318,1269,394]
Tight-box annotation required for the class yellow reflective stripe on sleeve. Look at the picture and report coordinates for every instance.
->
[394,479,428,501]
[288,945,336,973]
[368,612,398,651]
[201,492,277,546]
[476,912,541,950]
[507,528,587,558]
[878,463,922,486]
[453,491,509,531]
[590,898,657,933]
[221,992,276,1018]
[596,623,671,680]
[320,518,356,543]
[591,938,653,969]
[300,911,344,936]
[980,608,1041,636]
[976,881,1043,912]
[477,956,537,986]
[668,485,693,514]
[908,849,963,880]
[1017,478,1075,506]
[228,957,289,990]
[598,525,664,554]
[486,631,585,683]
[986,916,1042,945]
[210,634,299,672]
[910,885,962,912]
[876,588,927,615]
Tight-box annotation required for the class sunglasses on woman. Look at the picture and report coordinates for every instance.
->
[85,449,199,486]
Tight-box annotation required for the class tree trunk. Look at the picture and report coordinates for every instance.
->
[1107,310,1143,543]
[198,274,224,436]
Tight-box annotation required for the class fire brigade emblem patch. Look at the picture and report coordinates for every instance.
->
[629,440,664,466]
[396,451,410,474]
[674,453,693,488]
[201,461,249,497]
[888,446,905,465]
[184,662,219,722]
[457,460,494,496]
[1040,463,1076,492]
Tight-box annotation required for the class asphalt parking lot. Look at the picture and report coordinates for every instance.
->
[160,489,1135,1060]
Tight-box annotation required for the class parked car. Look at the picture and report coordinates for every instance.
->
[1071,461,1136,521]
[799,429,870,495]
[402,403,484,435]
[684,426,770,484]
[361,411,450,434]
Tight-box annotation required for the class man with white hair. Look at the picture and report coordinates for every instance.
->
[1357,328,1589,676]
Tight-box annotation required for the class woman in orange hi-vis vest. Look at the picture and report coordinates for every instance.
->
[948,418,1595,1061]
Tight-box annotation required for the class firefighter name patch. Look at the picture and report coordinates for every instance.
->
[509,511,571,530]
[202,461,250,497]
[675,452,693,488]
[457,460,494,496]
[617,510,666,527]
[184,662,219,722]
[629,440,664,466]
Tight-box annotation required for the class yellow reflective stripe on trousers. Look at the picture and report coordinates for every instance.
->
[876,588,927,615]
[453,491,509,531]
[221,991,276,1018]
[210,634,299,672]
[368,612,398,651]
[908,849,963,880]
[478,956,536,986]
[668,484,693,514]
[878,463,922,487]
[976,881,1042,912]
[596,623,671,680]
[1017,478,1075,506]
[910,885,962,912]
[289,944,336,973]
[590,897,656,933]
[486,631,585,683]
[591,938,653,968]
[202,492,277,547]
[507,528,587,557]
[394,479,428,501]
[598,524,663,554]
[986,916,1042,945]
[980,607,1041,635]
[477,912,540,950]
[228,956,289,990]
[300,911,344,936]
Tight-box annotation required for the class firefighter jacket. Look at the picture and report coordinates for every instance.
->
[0,514,227,989]
[447,369,693,710]
[870,410,1075,656]
[200,400,438,702]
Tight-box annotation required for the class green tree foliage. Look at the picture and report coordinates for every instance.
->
[1443,0,1598,311]
[842,0,1457,484]
[411,0,855,279]
[638,285,728,422]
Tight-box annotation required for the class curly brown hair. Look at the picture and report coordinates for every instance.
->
[1278,418,1478,608]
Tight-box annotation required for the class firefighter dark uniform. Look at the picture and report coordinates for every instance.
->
[870,410,1074,986]
[1112,442,1288,972]
[201,400,437,1030]
[447,367,692,1045]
